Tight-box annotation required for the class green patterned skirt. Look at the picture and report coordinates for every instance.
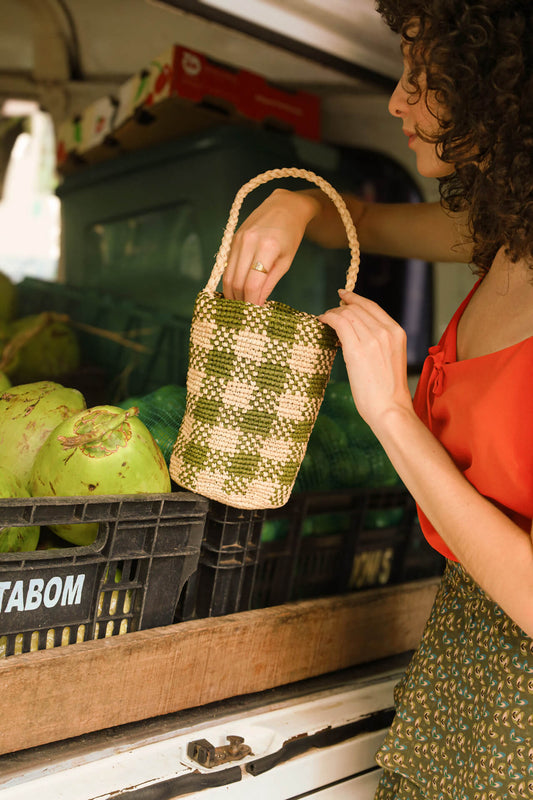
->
[374,560,533,800]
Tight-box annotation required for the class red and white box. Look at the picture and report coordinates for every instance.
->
[245,72,320,140]
[114,46,248,130]
[56,45,321,173]
[114,45,321,140]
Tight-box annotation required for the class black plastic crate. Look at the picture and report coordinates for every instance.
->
[252,487,422,608]
[177,502,266,620]
[176,486,444,619]
[0,492,208,657]
[402,514,447,582]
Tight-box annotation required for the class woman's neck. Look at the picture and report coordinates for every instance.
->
[486,247,533,291]
[456,248,533,360]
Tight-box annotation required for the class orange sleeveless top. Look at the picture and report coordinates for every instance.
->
[412,279,533,560]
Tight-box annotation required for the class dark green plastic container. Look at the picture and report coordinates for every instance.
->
[51,125,429,396]
[56,125,348,320]
[17,278,191,401]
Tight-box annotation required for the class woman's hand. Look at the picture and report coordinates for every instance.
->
[319,289,414,433]
[223,189,321,305]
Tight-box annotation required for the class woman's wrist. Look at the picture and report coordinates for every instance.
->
[270,188,322,226]
[368,402,419,445]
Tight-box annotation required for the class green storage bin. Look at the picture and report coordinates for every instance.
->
[53,125,429,394]
[56,125,347,321]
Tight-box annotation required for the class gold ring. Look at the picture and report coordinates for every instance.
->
[251,260,268,274]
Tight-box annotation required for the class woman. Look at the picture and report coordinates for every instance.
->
[225,2,533,798]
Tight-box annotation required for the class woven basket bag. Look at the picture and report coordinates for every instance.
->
[170,167,360,509]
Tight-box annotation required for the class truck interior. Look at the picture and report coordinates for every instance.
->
[0,3,472,797]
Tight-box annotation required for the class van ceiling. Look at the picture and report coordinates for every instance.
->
[0,0,400,123]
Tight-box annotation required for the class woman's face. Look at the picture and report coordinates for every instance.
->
[388,42,455,179]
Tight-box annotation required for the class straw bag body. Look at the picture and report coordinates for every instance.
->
[170,167,360,509]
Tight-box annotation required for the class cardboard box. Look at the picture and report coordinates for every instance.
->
[56,117,79,169]
[112,45,260,154]
[114,46,247,129]
[56,96,119,173]
[246,73,320,139]
[111,46,320,152]
[56,45,321,174]
[79,95,118,152]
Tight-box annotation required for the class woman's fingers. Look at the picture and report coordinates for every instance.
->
[224,233,282,303]
[254,255,293,305]
[335,289,397,325]
[320,291,396,340]
[224,250,285,305]
[222,190,312,304]
[318,290,410,429]
[223,233,256,301]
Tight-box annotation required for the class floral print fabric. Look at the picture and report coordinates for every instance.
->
[375,561,533,799]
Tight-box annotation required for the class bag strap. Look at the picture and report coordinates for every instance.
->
[205,167,360,294]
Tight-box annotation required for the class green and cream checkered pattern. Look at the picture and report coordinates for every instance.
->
[170,167,360,510]
[170,291,339,509]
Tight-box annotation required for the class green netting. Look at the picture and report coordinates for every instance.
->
[293,381,402,494]
[118,384,187,464]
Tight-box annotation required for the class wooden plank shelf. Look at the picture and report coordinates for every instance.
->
[0,578,439,755]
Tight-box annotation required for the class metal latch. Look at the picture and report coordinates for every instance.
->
[187,735,252,768]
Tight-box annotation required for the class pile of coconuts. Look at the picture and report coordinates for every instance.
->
[0,380,172,552]
[0,271,80,385]
[0,272,172,552]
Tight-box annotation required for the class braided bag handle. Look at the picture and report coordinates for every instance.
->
[205,167,360,294]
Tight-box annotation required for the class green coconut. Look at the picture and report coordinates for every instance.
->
[0,466,39,552]
[2,312,80,384]
[30,405,172,546]
[0,381,86,488]
[0,271,18,322]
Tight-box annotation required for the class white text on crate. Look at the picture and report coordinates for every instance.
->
[0,575,86,613]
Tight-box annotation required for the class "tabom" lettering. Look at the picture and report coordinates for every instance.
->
[0,575,85,613]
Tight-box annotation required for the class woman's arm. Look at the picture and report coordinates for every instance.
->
[224,188,472,305]
[378,405,533,637]
[319,290,533,638]
[309,193,472,263]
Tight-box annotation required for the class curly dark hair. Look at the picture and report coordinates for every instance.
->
[375,0,533,274]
